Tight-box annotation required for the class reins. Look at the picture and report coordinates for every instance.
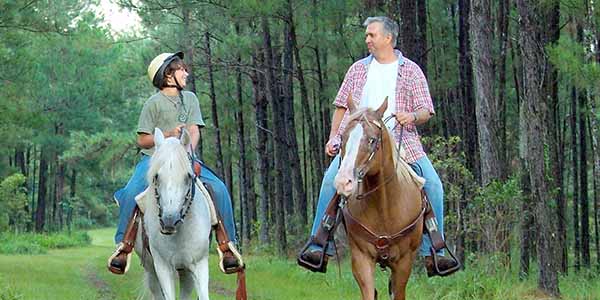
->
[152,129,198,225]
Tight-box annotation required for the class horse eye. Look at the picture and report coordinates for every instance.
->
[369,138,376,145]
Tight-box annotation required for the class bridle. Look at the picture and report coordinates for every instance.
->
[152,130,198,227]
[340,114,425,268]
[343,114,403,201]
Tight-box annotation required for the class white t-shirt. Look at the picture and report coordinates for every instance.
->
[360,58,398,131]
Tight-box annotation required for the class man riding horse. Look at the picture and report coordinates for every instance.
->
[108,51,243,276]
[298,16,459,277]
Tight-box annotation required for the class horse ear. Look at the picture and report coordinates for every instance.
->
[347,93,356,113]
[180,128,192,147]
[154,128,165,147]
[376,97,388,117]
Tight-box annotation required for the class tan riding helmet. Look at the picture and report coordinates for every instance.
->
[147,52,184,88]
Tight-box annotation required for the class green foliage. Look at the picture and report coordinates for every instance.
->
[0,173,28,232]
[0,275,22,300]
[0,231,91,255]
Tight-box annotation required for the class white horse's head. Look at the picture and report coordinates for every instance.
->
[148,127,195,235]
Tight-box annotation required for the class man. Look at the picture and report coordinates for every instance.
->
[108,52,243,275]
[298,16,459,277]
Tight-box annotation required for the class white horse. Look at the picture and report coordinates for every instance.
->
[134,128,211,300]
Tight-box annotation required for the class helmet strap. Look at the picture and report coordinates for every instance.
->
[174,77,184,90]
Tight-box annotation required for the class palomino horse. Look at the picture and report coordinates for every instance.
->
[334,98,425,300]
[134,128,212,300]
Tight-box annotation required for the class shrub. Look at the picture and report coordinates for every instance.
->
[0,231,91,254]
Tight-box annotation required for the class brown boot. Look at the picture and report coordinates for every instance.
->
[214,220,244,274]
[108,206,140,275]
[424,255,460,277]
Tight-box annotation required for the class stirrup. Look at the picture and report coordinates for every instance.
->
[297,240,328,273]
[217,241,245,274]
[107,242,132,275]
[429,246,461,277]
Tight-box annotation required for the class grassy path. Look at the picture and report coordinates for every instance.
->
[1,228,599,299]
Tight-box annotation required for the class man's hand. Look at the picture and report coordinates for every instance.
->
[395,112,417,126]
[167,124,185,138]
[325,138,340,157]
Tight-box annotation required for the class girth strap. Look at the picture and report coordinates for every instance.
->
[342,198,426,267]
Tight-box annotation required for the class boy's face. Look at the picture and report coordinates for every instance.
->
[166,67,188,88]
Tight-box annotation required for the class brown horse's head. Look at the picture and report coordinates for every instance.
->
[335,96,389,197]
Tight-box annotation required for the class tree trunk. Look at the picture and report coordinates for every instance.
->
[182,2,203,158]
[252,50,270,245]
[543,1,565,274]
[516,0,560,295]
[459,0,479,182]
[234,27,252,242]
[285,0,308,228]
[35,150,48,232]
[416,0,427,77]
[471,0,505,185]
[496,0,509,173]
[398,0,417,60]
[262,17,287,253]
[571,87,581,271]
[205,31,225,178]
[579,86,590,268]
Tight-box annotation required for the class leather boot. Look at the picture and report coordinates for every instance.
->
[108,206,140,275]
[424,256,460,277]
[297,194,340,273]
[214,220,244,274]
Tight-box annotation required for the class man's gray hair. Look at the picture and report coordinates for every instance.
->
[363,16,399,45]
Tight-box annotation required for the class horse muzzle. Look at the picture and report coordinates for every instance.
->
[334,174,355,197]
[160,213,182,235]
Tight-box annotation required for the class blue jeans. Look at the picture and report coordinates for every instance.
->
[309,155,444,256]
[114,155,237,244]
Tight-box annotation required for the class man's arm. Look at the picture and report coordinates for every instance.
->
[395,108,433,126]
[325,107,347,156]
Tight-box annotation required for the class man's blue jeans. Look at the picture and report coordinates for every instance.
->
[309,155,444,256]
[114,155,237,244]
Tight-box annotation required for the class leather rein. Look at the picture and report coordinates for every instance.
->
[152,132,198,226]
[341,114,425,268]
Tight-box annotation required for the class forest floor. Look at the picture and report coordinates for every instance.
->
[0,228,598,300]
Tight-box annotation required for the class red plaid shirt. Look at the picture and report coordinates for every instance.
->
[332,50,435,163]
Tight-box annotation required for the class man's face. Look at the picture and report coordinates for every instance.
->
[365,22,392,54]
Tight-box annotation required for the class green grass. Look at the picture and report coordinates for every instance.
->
[0,228,599,299]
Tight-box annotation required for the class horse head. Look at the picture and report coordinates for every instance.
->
[149,127,195,235]
[334,96,389,197]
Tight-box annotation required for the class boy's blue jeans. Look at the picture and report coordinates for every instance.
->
[309,155,444,256]
[114,155,237,244]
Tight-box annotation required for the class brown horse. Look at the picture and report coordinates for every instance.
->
[334,97,425,300]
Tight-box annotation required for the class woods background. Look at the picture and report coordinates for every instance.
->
[1,0,600,297]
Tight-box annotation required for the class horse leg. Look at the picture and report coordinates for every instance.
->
[190,256,210,300]
[144,269,166,300]
[350,248,376,300]
[389,253,416,300]
[179,269,195,300]
[152,256,177,300]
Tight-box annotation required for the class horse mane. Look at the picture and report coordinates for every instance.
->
[383,129,425,189]
[346,107,376,124]
[147,140,192,183]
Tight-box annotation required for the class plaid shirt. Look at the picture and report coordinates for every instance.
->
[332,50,435,163]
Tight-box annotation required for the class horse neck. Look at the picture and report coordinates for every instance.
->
[351,135,419,231]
